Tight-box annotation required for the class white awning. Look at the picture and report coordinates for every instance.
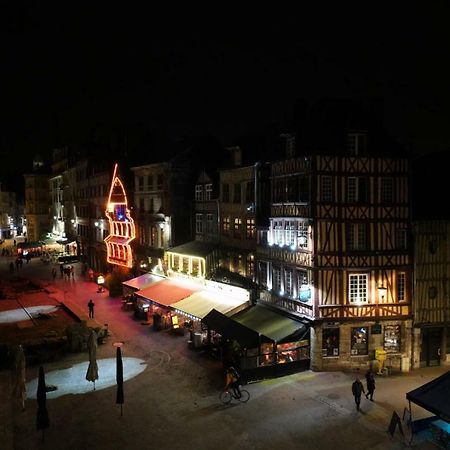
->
[172,290,250,320]
[122,273,165,291]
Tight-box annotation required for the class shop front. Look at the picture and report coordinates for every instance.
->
[170,289,251,347]
[202,304,311,381]
[312,319,412,372]
[135,278,200,331]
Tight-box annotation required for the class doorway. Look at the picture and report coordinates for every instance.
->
[420,327,442,367]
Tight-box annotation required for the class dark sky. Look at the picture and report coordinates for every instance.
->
[1,4,450,189]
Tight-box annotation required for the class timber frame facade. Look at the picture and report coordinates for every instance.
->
[257,153,413,371]
[412,220,450,368]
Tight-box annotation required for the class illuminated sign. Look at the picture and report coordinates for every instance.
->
[104,164,136,268]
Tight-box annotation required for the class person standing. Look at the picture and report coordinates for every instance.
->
[88,299,95,318]
[365,369,376,401]
[51,267,57,280]
[352,376,365,411]
[70,265,75,279]
[60,264,64,278]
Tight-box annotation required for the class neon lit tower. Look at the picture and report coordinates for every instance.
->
[104,163,136,268]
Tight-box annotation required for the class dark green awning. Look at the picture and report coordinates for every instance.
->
[233,305,309,343]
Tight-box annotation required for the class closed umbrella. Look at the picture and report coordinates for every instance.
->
[85,330,99,390]
[12,345,27,410]
[36,366,49,442]
[116,346,124,416]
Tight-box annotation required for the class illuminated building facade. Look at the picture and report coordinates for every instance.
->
[256,131,413,372]
[105,163,135,268]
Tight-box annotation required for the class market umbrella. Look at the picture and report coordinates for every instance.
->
[36,366,49,442]
[12,345,26,410]
[116,346,124,416]
[85,330,99,390]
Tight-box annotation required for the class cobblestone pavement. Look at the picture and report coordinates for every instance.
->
[0,256,447,450]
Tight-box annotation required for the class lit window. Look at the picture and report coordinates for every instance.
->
[234,218,242,237]
[274,220,283,246]
[246,218,255,239]
[384,325,401,353]
[285,221,295,246]
[322,327,339,357]
[349,274,368,303]
[297,270,310,302]
[222,217,230,235]
[350,327,368,355]
[297,221,308,249]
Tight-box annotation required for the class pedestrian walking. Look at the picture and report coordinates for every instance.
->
[51,267,57,280]
[88,299,95,318]
[70,265,74,279]
[88,268,94,282]
[365,369,376,401]
[352,376,365,411]
[59,264,64,278]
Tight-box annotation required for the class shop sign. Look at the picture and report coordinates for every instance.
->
[371,324,382,334]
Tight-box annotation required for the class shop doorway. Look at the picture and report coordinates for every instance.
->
[420,328,442,367]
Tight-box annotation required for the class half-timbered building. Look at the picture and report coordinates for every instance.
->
[257,140,413,372]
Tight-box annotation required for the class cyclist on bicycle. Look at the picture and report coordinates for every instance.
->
[224,366,241,398]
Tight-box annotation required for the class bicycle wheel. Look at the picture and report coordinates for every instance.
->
[220,391,232,405]
[238,390,250,403]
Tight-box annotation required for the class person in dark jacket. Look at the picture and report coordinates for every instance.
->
[365,369,376,401]
[88,299,95,318]
[352,377,365,410]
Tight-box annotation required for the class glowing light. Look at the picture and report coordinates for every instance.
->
[104,163,136,268]
[97,275,105,285]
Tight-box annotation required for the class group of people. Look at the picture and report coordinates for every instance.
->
[352,369,376,411]
[58,264,75,280]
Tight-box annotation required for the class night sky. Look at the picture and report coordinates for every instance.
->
[1,4,450,191]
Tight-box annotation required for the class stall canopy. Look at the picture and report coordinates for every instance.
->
[232,305,310,343]
[406,370,450,422]
[172,290,249,320]
[122,273,165,291]
[202,309,260,348]
[136,279,199,307]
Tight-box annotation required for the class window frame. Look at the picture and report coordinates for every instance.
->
[348,273,368,304]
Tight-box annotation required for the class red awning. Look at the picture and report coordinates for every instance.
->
[136,279,199,306]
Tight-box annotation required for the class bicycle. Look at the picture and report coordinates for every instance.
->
[219,388,250,404]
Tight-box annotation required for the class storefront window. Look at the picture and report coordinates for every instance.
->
[384,325,401,353]
[351,327,368,355]
[260,342,275,366]
[322,327,340,357]
[277,340,309,363]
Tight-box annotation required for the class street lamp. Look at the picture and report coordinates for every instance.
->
[378,285,387,301]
